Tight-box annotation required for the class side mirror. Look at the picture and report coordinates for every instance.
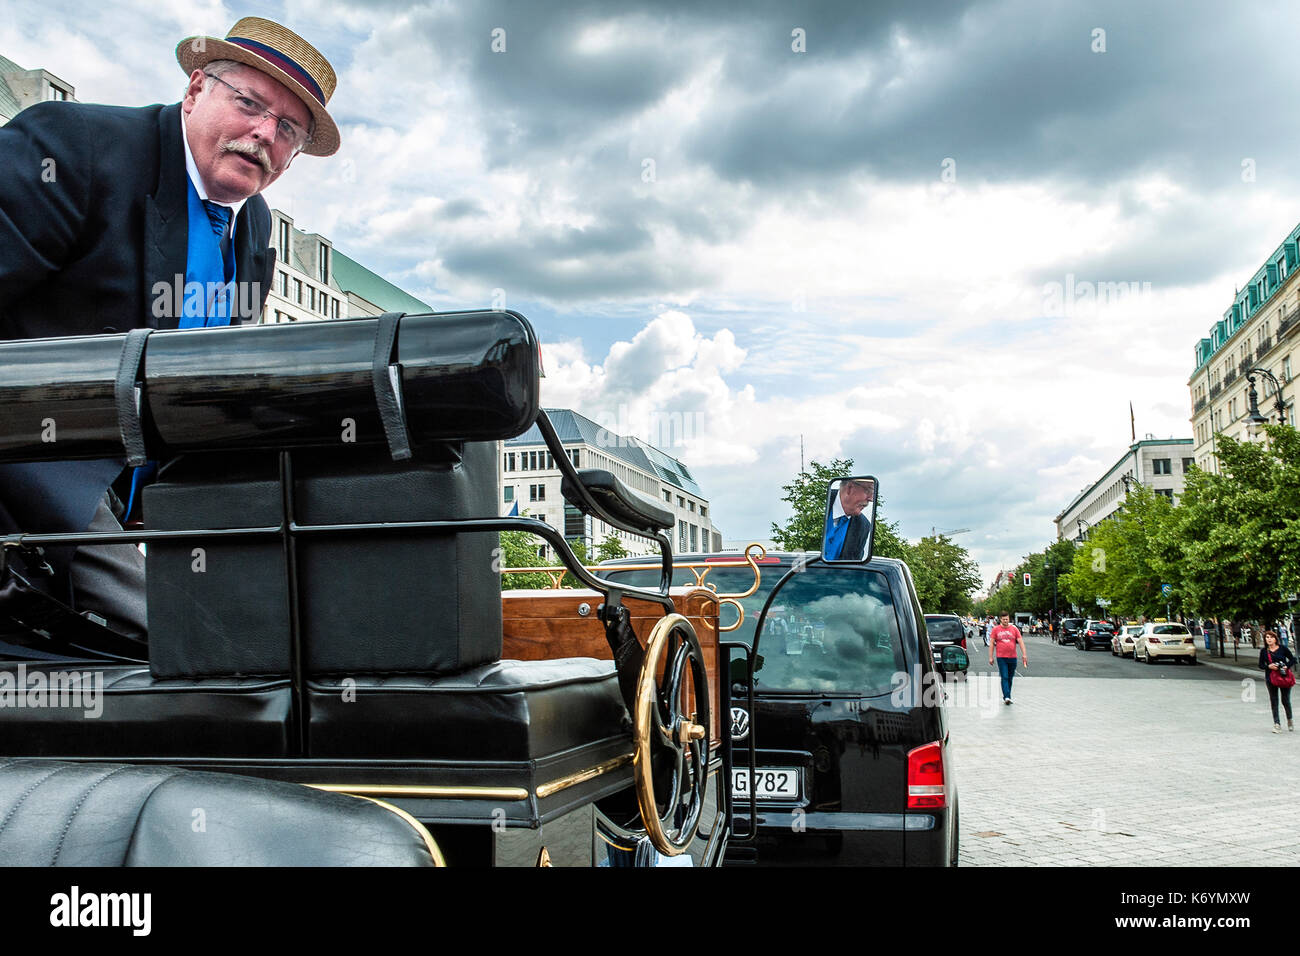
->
[821,476,878,563]
[941,646,969,673]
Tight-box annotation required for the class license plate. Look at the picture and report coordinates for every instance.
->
[731,767,800,799]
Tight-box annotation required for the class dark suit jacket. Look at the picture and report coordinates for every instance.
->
[0,101,276,579]
[824,505,872,561]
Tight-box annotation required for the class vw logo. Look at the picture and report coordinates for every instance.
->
[730,707,750,740]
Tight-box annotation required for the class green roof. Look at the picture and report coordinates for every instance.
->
[331,251,432,314]
[0,55,27,122]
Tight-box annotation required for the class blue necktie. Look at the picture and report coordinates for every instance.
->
[201,200,232,240]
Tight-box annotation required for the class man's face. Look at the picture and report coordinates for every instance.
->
[839,481,872,517]
[181,66,311,204]
[1000,615,1010,625]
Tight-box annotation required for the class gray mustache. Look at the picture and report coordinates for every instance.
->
[220,140,273,174]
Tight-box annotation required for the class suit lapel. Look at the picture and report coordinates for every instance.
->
[233,201,274,322]
[145,103,189,330]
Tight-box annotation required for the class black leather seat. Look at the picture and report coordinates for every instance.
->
[0,758,438,866]
[308,658,626,759]
[0,665,291,757]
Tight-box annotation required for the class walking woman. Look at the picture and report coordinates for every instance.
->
[1260,629,1296,733]
[989,612,1028,705]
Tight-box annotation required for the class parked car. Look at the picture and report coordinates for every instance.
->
[1111,623,1143,658]
[1134,622,1198,664]
[1057,617,1085,646]
[600,550,964,866]
[924,614,971,676]
[1076,619,1116,651]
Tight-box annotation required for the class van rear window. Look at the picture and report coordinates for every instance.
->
[752,568,904,695]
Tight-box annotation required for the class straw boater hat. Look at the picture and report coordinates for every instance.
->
[177,17,340,156]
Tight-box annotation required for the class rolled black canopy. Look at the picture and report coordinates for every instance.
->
[0,310,541,463]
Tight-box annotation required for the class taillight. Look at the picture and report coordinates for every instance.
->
[907,742,946,809]
[1086,630,1095,636]
[959,636,967,649]
[1148,637,1161,644]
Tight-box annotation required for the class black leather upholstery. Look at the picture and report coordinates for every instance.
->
[0,665,291,757]
[310,658,626,759]
[0,758,437,866]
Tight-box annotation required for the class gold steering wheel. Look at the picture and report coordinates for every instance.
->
[632,613,711,856]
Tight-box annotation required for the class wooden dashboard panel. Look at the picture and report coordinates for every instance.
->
[502,586,723,741]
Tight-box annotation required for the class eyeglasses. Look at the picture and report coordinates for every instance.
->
[204,73,313,153]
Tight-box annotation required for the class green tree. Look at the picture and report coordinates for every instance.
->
[497,529,558,591]
[1162,426,1300,621]
[769,456,908,558]
[908,534,981,613]
[770,457,855,551]
[595,534,630,563]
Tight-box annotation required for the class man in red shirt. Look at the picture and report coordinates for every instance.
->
[989,612,1028,704]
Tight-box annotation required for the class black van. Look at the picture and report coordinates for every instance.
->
[600,551,964,866]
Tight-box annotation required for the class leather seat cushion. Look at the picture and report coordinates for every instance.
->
[0,665,291,757]
[0,758,436,866]
[308,658,628,760]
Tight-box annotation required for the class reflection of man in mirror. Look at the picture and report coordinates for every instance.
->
[823,479,874,561]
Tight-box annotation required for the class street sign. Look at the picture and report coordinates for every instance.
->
[1160,584,1172,597]
[1024,573,1031,586]
[1096,597,1111,607]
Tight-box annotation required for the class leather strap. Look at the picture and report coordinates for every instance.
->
[371,312,412,461]
[114,329,152,467]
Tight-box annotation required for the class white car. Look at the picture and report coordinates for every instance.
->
[1111,624,1143,658]
[1134,622,1198,664]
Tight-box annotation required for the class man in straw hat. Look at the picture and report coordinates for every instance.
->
[0,17,340,646]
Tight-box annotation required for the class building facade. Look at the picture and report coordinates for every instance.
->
[500,409,718,558]
[1189,222,1300,472]
[1054,437,1194,542]
[263,210,432,324]
[0,54,74,124]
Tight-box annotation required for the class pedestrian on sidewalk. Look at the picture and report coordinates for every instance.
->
[989,612,1028,705]
[1260,630,1296,733]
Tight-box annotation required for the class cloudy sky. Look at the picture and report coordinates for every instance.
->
[9,0,1300,588]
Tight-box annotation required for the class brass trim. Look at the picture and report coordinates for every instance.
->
[537,846,552,867]
[307,783,530,801]
[349,794,448,867]
[535,752,634,799]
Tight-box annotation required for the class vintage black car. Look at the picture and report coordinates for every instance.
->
[600,544,966,866]
[0,310,729,866]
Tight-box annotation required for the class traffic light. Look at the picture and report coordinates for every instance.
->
[1024,572,1031,586]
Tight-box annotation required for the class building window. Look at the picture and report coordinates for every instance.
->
[689,524,698,551]
[278,221,291,260]
[1152,459,1172,475]
[678,519,687,552]
[700,506,707,518]
[1182,458,1194,473]
[677,496,685,508]
[546,452,555,469]
[663,490,671,503]
[504,453,516,472]
[294,279,303,304]
[319,243,330,283]
[529,483,546,502]
[48,85,68,101]
[1156,489,1174,500]
[278,271,288,296]
[568,449,581,467]
[331,298,340,319]
[504,486,514,503]
[688,501,695,512]
[308,287,316,310]
[1286,356,1293,382]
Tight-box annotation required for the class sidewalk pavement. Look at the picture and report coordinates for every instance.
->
[1198,641,1268,680]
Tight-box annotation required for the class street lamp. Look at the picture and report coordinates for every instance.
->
[1120,474,1136,493]
[1075,516,1090,543]
[1246,367,1287,436]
